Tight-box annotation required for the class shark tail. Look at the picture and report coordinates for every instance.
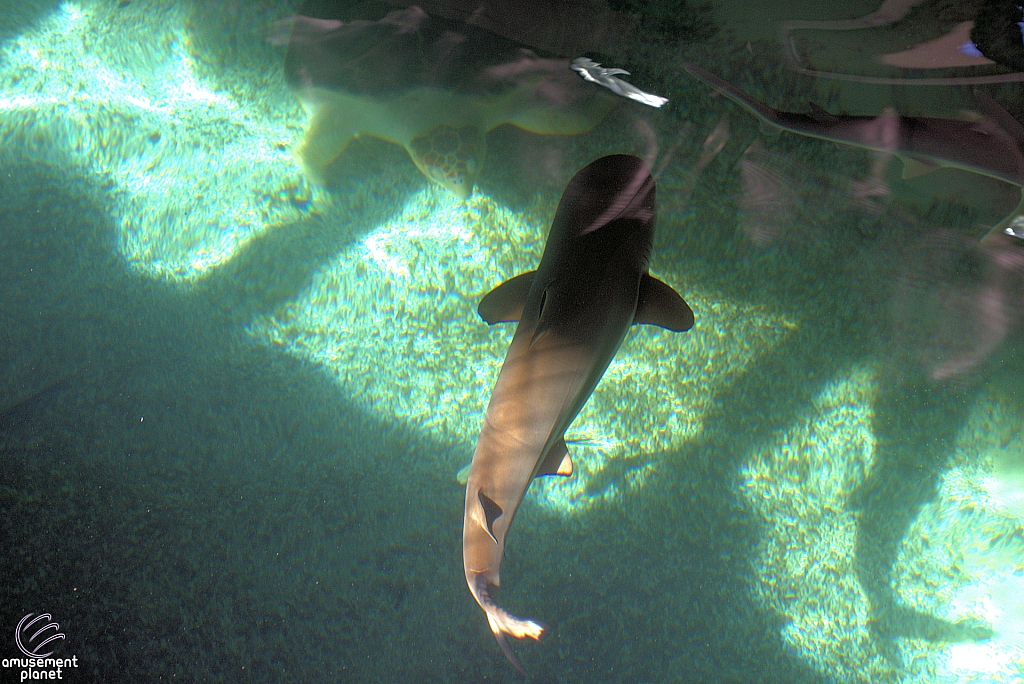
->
[484,604,545,641]
[486,608,544,675]
[471,575,545,672]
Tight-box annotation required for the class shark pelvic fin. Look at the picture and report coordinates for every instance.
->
[633,274,695,331]
[536,437,573,478]
[478,271,536,324]
[478,491,504,544]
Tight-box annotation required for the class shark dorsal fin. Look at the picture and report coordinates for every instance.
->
[974,90,1024,145]
[478,491,503,544]
[536,438,573,478]
[478,271,535,324]
[898,154,942,179]
[633,274,695,331]
[808,102,840,125]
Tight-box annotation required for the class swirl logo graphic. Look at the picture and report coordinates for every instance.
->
[15,613,65,657]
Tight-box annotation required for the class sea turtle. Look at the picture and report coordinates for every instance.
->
[284,2,622,198]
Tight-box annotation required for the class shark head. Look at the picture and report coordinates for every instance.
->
[552,153,656,239]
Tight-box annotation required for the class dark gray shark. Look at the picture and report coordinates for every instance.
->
[681,62,1024,240]
[462,154,694,669]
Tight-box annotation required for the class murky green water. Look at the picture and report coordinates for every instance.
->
[2,0,1023,681]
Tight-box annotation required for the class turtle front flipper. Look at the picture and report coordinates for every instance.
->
[293,100,360,185]
[407,125,485,199]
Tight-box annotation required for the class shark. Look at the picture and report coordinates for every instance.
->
[462,154,694,669]
[681,62,1024,241]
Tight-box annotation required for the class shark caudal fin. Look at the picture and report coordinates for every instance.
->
[471,574,545,672]
[486,606,545,674]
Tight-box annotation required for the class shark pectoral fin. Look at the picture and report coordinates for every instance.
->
[536,437,573,478]
[634,274,695,332]
[898,155,942,179]
[478,491,504,544]
[478,271,536,324]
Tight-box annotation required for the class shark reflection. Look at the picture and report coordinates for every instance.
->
[681,62,1024,242]
[284,2,622,197]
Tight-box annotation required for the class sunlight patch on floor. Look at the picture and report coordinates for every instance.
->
[741,371,1024,683]
[0,0,306,282]
[249,186,796,514]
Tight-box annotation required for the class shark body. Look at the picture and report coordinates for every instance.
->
[682,62,1024,239]
[462,154,694,669]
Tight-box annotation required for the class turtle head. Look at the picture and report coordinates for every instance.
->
[408,125,485,199]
